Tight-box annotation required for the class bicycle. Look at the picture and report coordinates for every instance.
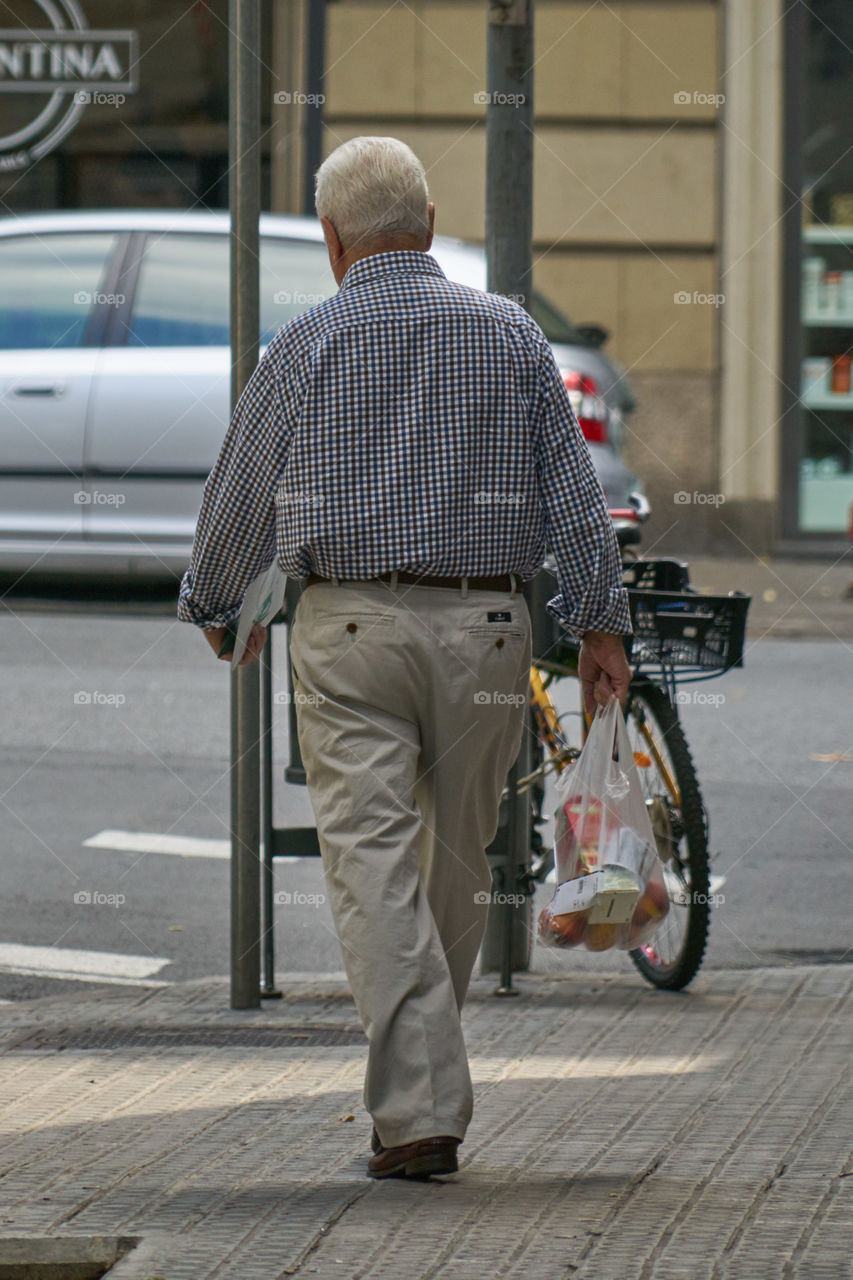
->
[494,499,751,992]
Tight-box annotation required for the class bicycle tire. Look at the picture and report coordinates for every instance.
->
[626,680,710,991]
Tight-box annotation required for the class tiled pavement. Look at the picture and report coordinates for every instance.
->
[0,963,850,1279]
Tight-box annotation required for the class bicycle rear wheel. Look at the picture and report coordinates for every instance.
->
[626,680,710,990]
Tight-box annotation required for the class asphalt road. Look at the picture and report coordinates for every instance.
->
[0,590,851,1001]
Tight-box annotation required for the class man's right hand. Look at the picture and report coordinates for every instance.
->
[203,621,268,665]
[578,630,633,714]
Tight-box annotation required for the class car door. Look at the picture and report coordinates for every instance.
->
[83,231,231,572]
[84,232,336,571]
[0,230,121,571]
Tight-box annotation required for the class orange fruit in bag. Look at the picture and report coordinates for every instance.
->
[583,921,621,952]
[538,902,588,948]
[551,910,587,946]
[634,879,670,925]
[626,879,670,946]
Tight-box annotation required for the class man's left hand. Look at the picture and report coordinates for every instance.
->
[204,622,268,665]
[578,630,633,714]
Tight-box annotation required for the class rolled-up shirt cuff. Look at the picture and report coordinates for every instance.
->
[177,586,243,631]
[545,585,633,641]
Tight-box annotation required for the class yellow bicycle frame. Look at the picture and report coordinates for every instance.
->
[528,665,682,807]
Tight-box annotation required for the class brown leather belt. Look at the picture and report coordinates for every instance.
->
[304,570,519,592]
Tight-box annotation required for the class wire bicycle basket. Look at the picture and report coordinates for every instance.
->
[623,558,750,683]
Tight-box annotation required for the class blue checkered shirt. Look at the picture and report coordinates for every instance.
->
[177,250,632,639]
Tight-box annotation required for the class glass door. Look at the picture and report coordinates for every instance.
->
[795,2,853,538]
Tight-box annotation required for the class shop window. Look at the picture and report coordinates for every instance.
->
[799,1,853,533]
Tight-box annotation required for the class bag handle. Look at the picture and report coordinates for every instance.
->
[593,699,634,801]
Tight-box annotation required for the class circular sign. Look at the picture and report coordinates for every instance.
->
[0,0,136,171]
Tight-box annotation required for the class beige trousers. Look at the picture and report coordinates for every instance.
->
[289,578,531,1148]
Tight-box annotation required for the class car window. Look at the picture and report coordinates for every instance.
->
[125,233,336,347]
[260,239,337,340]
[128,234,229,347]
[0,232,118,350]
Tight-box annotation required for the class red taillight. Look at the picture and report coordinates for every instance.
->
[561,371,609,444]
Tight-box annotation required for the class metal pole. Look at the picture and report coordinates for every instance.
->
[486,0,534,311]
[260,635,281,997]
[229,0,262,1010]
[486,0,534,996]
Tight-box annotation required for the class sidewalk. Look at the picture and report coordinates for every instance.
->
[1,963,850,1279]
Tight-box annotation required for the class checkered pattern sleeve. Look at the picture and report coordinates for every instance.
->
[531,333,633,639]
[176,349,294,629]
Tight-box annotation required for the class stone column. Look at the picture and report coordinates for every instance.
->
[718,0,785,551]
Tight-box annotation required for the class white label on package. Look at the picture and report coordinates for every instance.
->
[551,872,604,917]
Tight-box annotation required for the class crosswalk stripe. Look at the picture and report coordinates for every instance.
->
[0,943,171,987]
[84,830,230,858]
[82,830,303,863]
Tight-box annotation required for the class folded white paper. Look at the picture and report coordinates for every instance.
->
[230,560,288,667]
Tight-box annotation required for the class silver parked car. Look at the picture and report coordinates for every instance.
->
[0,211,640,579]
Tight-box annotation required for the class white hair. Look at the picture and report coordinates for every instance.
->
[314,136,430,252]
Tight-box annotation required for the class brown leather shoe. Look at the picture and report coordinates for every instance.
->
[367,1135,459,1180]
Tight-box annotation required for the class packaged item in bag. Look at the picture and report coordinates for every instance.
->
[538,699,669,953]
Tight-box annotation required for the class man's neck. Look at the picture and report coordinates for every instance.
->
[338,240,427,279]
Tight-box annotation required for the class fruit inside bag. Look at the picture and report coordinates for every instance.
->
[538,699,670,952]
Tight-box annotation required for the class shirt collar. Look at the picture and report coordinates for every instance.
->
[338,250,447,293]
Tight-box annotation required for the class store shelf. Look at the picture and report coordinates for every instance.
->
[803,225,853,245]
[802,311,853,326]
[801,392,853,410]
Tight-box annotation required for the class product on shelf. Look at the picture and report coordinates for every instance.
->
[829,193,853,225]
[831,354,852,395]
[824,270,844,318]
[802,357,831,397]
[802,256,825,315]
[844,272,853,316]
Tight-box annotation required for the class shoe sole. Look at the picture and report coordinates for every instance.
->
[368,1151,459,1180]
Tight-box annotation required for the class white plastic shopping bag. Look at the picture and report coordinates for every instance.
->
[538,699,670,952]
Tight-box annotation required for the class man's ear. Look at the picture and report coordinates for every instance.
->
[320,216,345,266]
[424,202,435,252]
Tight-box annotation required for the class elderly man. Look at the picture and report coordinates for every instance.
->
[179,136,632,1180]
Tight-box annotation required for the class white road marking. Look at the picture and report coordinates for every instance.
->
[0,943,171,987]
[84,830,230,858]
[83,829,303,862]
